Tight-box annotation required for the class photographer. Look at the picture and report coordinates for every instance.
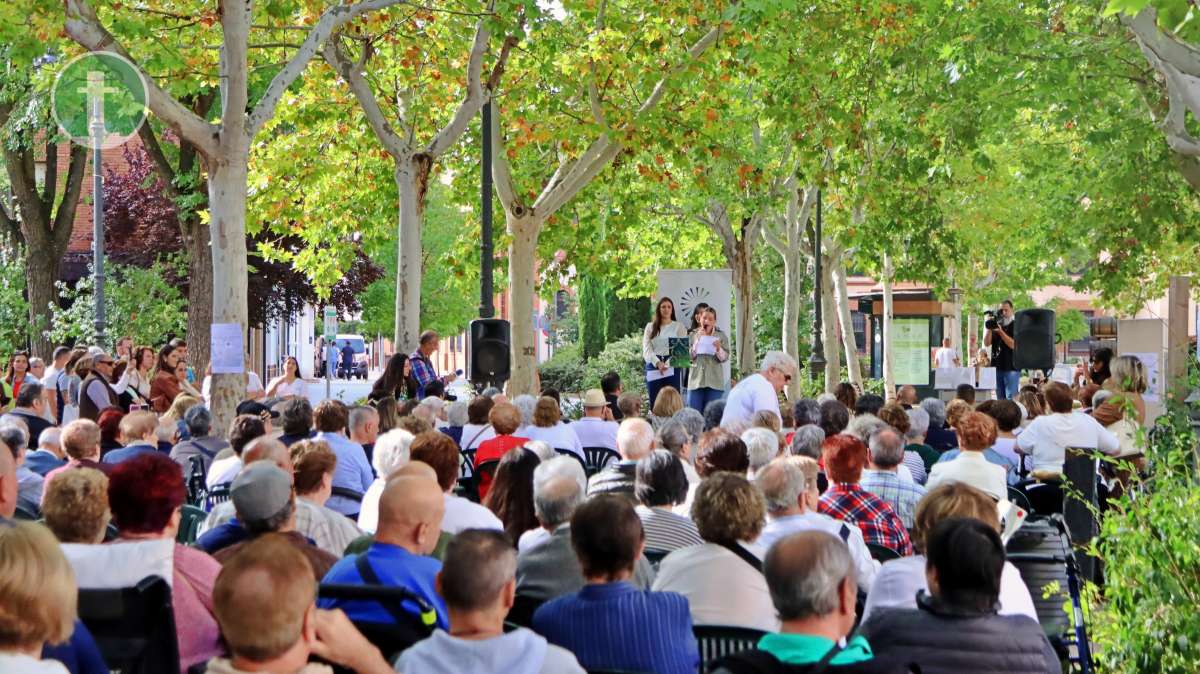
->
[983,300,1018,399]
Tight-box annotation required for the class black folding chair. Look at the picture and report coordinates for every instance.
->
[866,543,901,562]
[456,448,479,502]
[186,456,207,506]
[507,593,545,629]
[693,625,768,674]
[317,583,437,666]
[582,446,621,477]
[205,483,232,511]
[1006,485,1033,514]
[78,575,180,674]
[555,448,590,475]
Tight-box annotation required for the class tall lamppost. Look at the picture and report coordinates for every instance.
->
[809,189,826,379]
[83,71,111,345]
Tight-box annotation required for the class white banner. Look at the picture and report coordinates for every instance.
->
[657,269,733,387]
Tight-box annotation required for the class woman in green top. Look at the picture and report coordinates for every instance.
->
[687,306,729,413]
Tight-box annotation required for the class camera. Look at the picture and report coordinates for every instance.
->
[983,310,998,331]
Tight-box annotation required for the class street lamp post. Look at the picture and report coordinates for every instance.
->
[84,71,108,346]
[809,189,826,380]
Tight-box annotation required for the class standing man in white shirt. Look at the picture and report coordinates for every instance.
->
[719,351,795,428]
[933,337,960,369]
[571,390,619,451]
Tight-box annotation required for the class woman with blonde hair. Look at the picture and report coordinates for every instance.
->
[520,396,582,457]
[0,521,78,672]
[1103,354,1148,425]
[650,386,685,430]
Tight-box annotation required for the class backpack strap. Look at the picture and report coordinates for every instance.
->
[353,553,438,628]
[838,523,852,543]
[718,540,763,573]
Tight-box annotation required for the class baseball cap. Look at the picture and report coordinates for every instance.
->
[231,462,293,523]
[582,389,607,407]
[236,400,280,419]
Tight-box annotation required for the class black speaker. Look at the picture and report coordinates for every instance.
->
[1013,309,1056,370]
[468,319,511,387]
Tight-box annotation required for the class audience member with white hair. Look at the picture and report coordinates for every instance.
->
[522,439,558,463]
[741,427,779,477]
[517,456,588,553]
[441,400,468,448]
[788,424,825,459]
[847,414,914,483]
[656,418,699,485]
[860,429,927,528]
[23,426,66,476]
[903,406,941,475]
[755,457,878,591]
[357,429,414,534]
[512,394,538,436]
[587,417,656,498]
[672,407,705,446]
[720,351,797,428]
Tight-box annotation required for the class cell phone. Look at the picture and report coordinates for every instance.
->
[130,403,147,412]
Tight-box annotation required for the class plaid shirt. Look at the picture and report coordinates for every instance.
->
[859,470,927,529]
[819,482,913,556]
[409,350,440,397]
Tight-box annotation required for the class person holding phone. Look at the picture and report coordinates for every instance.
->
[642,297,686,408]
[687,306,729,413]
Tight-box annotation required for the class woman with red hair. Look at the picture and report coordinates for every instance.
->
[108,453,223,670]
[817,433,913,556]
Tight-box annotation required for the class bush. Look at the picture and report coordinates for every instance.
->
[582,333,646,397]
[539,342,586,394]
[1091,404,1200,672]
[48,259,187,350]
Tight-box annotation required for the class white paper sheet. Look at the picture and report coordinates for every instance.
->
[646,367,675,382]
[1124,351,1161,403]
[934,367,974,389]
[695,335,718,355]
[976,367,997,390]
[1050,364,1074,385]
[211,323,244,374]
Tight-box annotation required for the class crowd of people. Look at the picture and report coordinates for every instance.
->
[0,332,1153,674]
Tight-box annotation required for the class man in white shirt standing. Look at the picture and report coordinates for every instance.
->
[720,351,796,428]
[755,457,878,591]
[570,389,619,451]
[933,337,960,369]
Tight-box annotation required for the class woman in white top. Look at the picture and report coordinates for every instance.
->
[926,410,1008,502]
[642,296,687,409]
[521,396,583,456]
[862,481,1037,623]
[173,360,205,400]
[200,356,265,406]
[124,345,156,402]
[357,429,414,533]
[1016,381,1119,478]
[265,356,307,400]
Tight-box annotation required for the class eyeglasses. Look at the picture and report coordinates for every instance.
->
[98,360,114,366]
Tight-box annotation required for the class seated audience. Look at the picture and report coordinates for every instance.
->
[945,399,973,432]
[818,434,913,556]
[756,457,877,590]
[656,419,700,485]
[712,531,905,674]
[522,396,582,456]
[0,521,80,674]
[170,406,231,476]
[702,399,726,431]
[312,401,373,516]
[461,396,497,450]
[954,383,976,405]
[877,403,925,483]
[97,408,124,455]
[819,399,850,437]
[278,398,316,447]
[41,468,110,544]
[1,422,42,515]
[634,450,702,553]
[532,496,700,674]
[600,371,624,420]
[902,407,941,475]
[516,462,654,603]
[410,431,502,534]
[320,472,449,630]
[44,420,112,488]
[860,429,927,528]
[942,400,1019,484]
[834,381,858,410]
[357,429,414,534]
[207,534,394,674]
[920,398,957,453]
[588,417,656,498]
[484,447,541,546]
[205,414,266,489]
[790,424,825,459]
[24,427,66,476]
[348,405,380,463]
[673,407,706,445]
[654,473,777,631]
[474,403,529,501]
[927,411,1008,502]
[854,393,885,418]
[651,387,685,429]
[100,411,160,465]
[675,428,752,516]
[291,440,363,555]
[860,518,1060,673]
[1017,381,1119,478]
[742,427,780,477]
[104,453,223,670]
[396,529,586,674]
[862,483,1036,622]
[1,381,52,443]
[440,400,467,447]
[617,392,644,420]
[212,462,338,578]
[571,389,619,451]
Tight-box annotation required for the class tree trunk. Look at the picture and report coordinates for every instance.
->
[181,217,213,372]
[820,251,839,392]
[25,253,60,360]
[881,253,896,400]
[833,260,864,392]
[394,157,428,352]
[967,314,978,360]
[732,235,756,376]
[507,212,541,395]
[206,156,251,438]
[781,254,803,399]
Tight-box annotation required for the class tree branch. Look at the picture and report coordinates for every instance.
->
[138,123,182,200]
[51,143,89,257]
[323,36,409,157]
[41,142,58,213]
[490,100,519,213]
[426,16,489,158]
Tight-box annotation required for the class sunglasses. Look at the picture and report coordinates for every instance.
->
[98,360,114,366]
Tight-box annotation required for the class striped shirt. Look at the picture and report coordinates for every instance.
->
[533,581,700,674]
[859,470,927,529]
[635,505,703,553]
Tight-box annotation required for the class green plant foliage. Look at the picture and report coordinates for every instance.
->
[538,341,586,395]
[48,259,187,350]
[581,334,647,398]
[0,241,31,355]
[577,276,609,361]
[1092,403,1200,672]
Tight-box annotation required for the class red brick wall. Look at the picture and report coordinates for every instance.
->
[64,136,139,254]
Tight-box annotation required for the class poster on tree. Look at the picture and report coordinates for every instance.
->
[893,318,931,386]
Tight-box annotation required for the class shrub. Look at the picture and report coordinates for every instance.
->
[539,342,586,394]
[582,333,647,397]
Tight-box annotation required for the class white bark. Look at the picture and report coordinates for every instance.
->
[507,214,541,395]
[1124,8,1200,158]
[763,180,816,400]
[702,203,762,376]
[820,249,839,392]
[833,258,864,391]
[881,253,896,400]
[966,314,978,362]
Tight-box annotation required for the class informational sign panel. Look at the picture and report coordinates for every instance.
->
[211,323,244,374]
[657,270,733,385]
[893,317,931,386]
[323,306,338,341]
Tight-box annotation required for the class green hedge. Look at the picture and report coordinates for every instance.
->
[539,333,647,397]
[539,342,587,394]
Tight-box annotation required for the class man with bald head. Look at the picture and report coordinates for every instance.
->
[319,473,449,630]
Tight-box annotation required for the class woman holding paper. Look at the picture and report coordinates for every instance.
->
[643,296,686,408]
[687,306,729,413]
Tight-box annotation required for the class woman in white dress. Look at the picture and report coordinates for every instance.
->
[265,356,308,400]
[642,296,687,409]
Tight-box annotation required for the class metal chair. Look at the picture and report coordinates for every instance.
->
[693,625,768,674]
[186,456,207,506]
[78,575,179,674]
[1006,485,1034,514]
[582,446,622,477]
